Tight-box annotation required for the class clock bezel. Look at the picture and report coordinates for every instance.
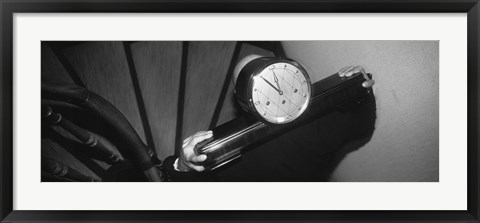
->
[235,57,312,125]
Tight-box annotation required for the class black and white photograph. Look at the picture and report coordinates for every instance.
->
[3,1,479,221]
[40,40,439,182]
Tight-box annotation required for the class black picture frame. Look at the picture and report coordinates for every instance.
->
[1,1,479,222]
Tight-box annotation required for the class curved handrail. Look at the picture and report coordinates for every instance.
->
[42,82,162,182]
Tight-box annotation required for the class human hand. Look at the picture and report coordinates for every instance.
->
[338,65,375,88]
[177,131,213,172]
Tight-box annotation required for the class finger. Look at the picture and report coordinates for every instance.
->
[339,66,354,77]
[187,163,206,172]
[359,68,370,80]
[183,131,211,147]
[344,66,359,77]
[359,66,366,75]
[183,136,195,148]
[362,79,375,88]
[352,66,365,76]
[338,66,351,75]
[345,66,365,77]
[188,131,213,147]
[193,130,211,137]
[182,136,193,146]
[190,154,207,163]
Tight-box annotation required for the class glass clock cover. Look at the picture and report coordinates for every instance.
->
[250,61,311,124]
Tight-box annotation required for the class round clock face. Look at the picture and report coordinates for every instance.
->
[250,61,311,124]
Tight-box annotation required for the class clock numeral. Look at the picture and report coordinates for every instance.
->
[263,112,267,116]
[295,70,299,73]
[301,80,307,85]
[254,101,260,105]
[287,115,292,119]
[294,89,298,93]
[266,101,270,105]
[284,64,287,68]
[269,65,275,70]
[282,100,286,104]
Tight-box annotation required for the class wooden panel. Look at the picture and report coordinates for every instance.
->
[130,41,182,159]
[182,41,236,139]
[216,43,275,126]
[41,43,74,84]
[62,42,146,143]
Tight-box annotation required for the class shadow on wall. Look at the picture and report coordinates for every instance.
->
[324,92,377,180]
[282,41,439,182]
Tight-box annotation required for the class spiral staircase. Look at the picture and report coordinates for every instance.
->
[41,41,282,182]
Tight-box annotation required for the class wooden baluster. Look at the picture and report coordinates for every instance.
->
[42,106,122,164]
[42,84,162,182]
[42,158,100,182]
[41,170,75,182]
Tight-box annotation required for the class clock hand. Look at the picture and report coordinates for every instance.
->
[272,70,282,90]
[261,76,283,95]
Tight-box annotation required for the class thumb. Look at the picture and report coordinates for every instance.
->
[190,154,207,163]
